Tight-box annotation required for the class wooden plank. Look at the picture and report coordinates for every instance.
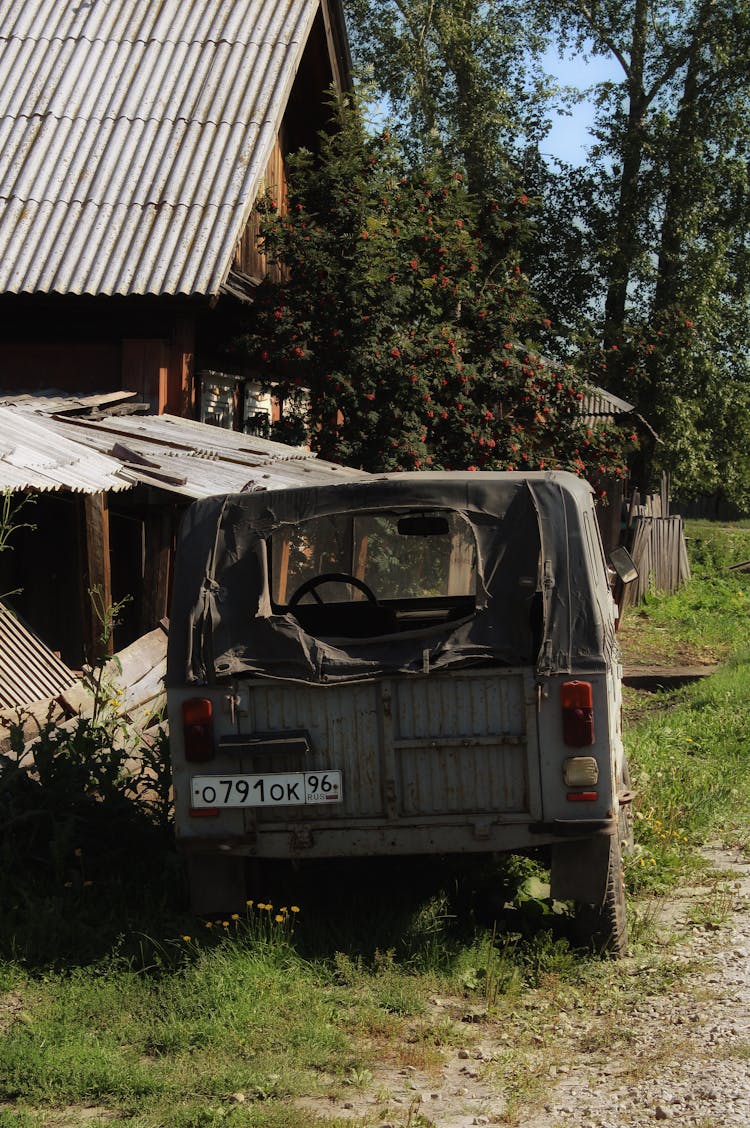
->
[83,491,113,660]
[141,513,175,634]
[105,625,168,687]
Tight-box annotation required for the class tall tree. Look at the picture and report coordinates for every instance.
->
[236,100,629,490]
[345,0,553,196]
[537,0,750,501]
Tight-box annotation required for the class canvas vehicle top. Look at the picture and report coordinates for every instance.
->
[167,471,632,953]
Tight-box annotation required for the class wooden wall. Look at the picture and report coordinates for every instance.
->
[233,135,289,284]
[0,296,195,417]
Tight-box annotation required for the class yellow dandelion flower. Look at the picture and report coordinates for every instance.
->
[290,905,300,913]
[231,913,240,921]
[246,899,254,907]
[181,935,191,942]
[275,914,284,923]
[73,848,83,857]
[205,921,213,929]
[83,880,94,887]
[221,920,230,928]
[280,907,289,915]
[263,903,272,912]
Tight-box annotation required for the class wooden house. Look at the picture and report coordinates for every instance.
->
[0,0,351,417]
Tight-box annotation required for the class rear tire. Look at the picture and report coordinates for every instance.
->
[575,834,628,957]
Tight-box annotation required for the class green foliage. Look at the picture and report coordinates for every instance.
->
[346,0,552,195]
[237,98,629,490]
[537,0,750,501]
[0,491,34,556]
[0,594,175,966]
[346,1,750,504]
[623,523,750,890]
[619,520,750,664]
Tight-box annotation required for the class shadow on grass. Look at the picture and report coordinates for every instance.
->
[205,850,581,978]
[1,790,578,973]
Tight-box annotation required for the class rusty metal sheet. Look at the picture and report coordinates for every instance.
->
[0,401,367,498]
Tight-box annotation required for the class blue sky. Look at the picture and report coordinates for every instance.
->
[541,47,623,166]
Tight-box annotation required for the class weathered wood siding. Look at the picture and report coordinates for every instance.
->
[234,134,289,283]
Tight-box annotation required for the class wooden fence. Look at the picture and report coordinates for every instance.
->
[621,514,691,609]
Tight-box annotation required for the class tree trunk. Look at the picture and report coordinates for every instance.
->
[603,0,649,385]
[654,0,714,314]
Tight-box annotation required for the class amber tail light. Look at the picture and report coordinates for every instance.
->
[560,680,595,747]
[182,698,215,762]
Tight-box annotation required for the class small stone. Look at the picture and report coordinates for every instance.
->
[343,1102,354,1110]
[228,1093,246,1104]
[458,1049,470,1059]
[655,1107,671,1121]
[430,1092,440,1100]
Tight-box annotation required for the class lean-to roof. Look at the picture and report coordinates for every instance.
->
[0,397,366,497]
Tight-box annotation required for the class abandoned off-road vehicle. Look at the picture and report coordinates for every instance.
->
[167,471,633,954]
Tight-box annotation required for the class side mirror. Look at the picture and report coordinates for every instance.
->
[608,546,638,585]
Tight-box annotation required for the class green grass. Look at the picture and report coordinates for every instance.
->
[618,519,750,666]
[618,518,750,893]
[625,657,750,894]
[1,518,749,1125]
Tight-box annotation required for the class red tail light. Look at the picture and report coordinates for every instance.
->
[560,681,595,747]
[182,698,215,762]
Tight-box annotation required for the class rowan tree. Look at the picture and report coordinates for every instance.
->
[237,101,629,492]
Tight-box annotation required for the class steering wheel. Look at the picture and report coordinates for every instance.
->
[288,572,378,607]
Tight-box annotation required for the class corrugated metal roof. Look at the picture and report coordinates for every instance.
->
[0,0,328,297]
[0,405,133,492]
[49,412,369,497]
[0,401,367,497]
[0,600,77,708]
[581,385,635,423]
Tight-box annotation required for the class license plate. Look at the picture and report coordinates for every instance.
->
[191,771,342,808]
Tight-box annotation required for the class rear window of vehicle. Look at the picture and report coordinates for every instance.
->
[270,509,477,606]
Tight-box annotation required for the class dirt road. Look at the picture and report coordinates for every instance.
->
[522,844,750,1128]
[301,844,750,1127]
